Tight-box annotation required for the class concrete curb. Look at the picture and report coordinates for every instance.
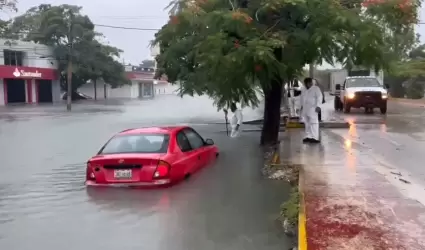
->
[286,122,350,129]
[217,128,286,133]
[243,120,349,129]
[243,119,265,125]
[243,116,288,125]
[298,167,307,250]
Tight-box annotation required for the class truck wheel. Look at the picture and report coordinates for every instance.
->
[343,103,351,113]
[380,105,387,114]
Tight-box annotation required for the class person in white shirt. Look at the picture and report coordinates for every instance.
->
[230,102,243,138]
[287,79,303,119]
[300,77,323,143]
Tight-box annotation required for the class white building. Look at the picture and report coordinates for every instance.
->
[0,39,61,106]
[78,64,169,100]
[0,38,172,104]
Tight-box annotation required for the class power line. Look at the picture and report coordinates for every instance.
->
[94,24,161,31]
[94,15,167,20]
[1,20,424,51]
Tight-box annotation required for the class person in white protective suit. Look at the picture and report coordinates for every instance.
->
[286,79,303,119]
[300,77,323,143]
[230,102,243,138]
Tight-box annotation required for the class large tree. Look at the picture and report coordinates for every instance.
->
[388,43,425,99]
[0,0,18,39]
[153,0,419,145]
[5,4,129,101]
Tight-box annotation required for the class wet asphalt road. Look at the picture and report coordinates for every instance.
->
[0,95,292,250]
[326,99,425,189]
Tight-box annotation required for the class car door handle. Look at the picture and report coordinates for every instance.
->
[198,155,201,160]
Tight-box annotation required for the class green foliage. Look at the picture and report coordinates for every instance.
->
[384,74,407,97]
[0,0,17,12]
[406,80,424,99]
[4,4,129,90]
[153,0,420,110]
[0,1,18,39]
[387,42,425,98]
[280,187,300,226]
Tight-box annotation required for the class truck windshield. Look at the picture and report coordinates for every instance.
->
[346,78,381,88]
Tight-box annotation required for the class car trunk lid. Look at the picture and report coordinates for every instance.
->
[89,153,164,183]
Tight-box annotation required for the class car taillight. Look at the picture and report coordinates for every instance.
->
[86,162,95,180]
[153,160,170,179]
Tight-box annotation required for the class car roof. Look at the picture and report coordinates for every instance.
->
[118,126,188,135]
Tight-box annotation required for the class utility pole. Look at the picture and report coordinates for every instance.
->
[66,11,74,111]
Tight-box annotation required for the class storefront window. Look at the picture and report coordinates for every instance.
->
[3,50,24,66]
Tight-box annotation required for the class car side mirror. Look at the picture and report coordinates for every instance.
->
[335,84,341,90]
[205,139,214,145]
[384,83,389,89]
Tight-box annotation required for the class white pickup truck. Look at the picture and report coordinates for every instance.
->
[334,76,389,114]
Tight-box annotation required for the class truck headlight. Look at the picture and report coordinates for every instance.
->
[382,93,388,99]
[346,93,355,99]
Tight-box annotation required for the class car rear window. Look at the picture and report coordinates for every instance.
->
[99,134,169,154]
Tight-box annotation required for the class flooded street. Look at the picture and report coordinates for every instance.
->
[329,100,425,189]
[3,93,425,250]
[0,95,292,250]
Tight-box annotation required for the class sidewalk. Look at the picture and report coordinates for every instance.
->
[279,130,425,250]
[389,97,425,107]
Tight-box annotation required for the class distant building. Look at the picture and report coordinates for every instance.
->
[78,63,170,99]
[0,39,61,106]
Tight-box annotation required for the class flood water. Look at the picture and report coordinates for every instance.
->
[0,95,293,250]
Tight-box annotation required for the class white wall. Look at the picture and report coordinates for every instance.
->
[130,82,139,98]
[51,80,61,102]
[78,81,142,99]
[0,79,4,105]
[31,80,37,103]
[107,85,132,98]
[24,80,28,103]
[78,81,108,99]
[154,83,178,95]
[0,39,58,69]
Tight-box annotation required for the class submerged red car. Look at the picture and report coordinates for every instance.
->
[85,126,219,187]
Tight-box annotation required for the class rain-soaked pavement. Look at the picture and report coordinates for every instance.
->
[0,95,293,250]
[329,100,425,189]
[288,98,425,249]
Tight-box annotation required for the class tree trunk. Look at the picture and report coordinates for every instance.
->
[260,81,283,146]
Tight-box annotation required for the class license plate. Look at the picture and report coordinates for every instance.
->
[114,169,132,179]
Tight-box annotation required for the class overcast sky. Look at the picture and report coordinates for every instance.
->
[4,0,425,67]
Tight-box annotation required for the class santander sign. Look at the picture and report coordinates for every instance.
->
[13,67,42,78]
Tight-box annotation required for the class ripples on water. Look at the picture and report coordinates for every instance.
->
[0,163,86,224]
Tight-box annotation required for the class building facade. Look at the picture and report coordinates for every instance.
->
[0,39,60,106]
[0,39,171,105]
[77,64,169,100]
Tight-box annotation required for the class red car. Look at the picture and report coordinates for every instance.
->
[85,126,219,187]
